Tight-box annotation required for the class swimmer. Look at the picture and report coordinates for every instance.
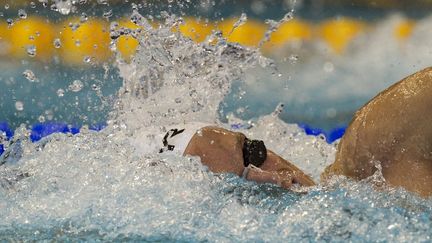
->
[321,67,432,197]
[161,67,432,197]
[156,123,316,189]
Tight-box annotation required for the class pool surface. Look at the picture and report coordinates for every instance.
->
[1,1,432,241]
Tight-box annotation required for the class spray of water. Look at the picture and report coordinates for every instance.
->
[1,10,432,241]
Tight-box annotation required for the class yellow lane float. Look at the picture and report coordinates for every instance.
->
[262,19,312,52]
[9,17,56,61]
[115,20,141,61]
[319,18,366,54]
[0,16,422,63]
[394,19,415,41]
[59,18,111,65]
[218,18,267,47]
[177,17,214,43]
[0,22,11,56]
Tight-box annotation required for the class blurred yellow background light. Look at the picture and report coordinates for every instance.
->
[10,17,56,61]
[319,18,366,54]
[59,18,111,65]
[218,18,267,47]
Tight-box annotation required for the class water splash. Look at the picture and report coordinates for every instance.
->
[1,11,432,242]
[111,12,275,132]
[53,0,74,15]
[22,69,38,83]
[228,13,248,36]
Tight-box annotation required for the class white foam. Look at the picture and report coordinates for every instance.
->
[1,13,432,241]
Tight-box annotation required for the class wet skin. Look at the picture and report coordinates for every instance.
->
[183,68,432,196]
[184,126,315,189]
[322,67,432,197]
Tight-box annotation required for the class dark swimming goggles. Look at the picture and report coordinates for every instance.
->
[242,138,267,168]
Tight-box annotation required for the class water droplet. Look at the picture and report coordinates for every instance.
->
[26,45,37,57]
[44,109,54,120]
[323,62,334,73]
[30,2,37,8]
[91,84,100,91]
[189,89,198,98]
[80,12,88,23]
[39,0,48,7]
[38,115,45,123]
[18,9,27,19]
[289,55,299,64]
[15,101,24,111]
[22,69,37,82]
[68,80,84,92]
[4,4,9,10]
[57,88,65,97]
[229,13,248,36]
[83,56,91,63]
[318,134,326,141]
[236,107,246,114]
[103,9,113,19]
[6,18,13,27]
[53,38,62,48]
[50,4,58,12]
[55,0,73,15]
[70,22,80,31]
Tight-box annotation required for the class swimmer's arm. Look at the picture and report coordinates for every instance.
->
[246,166,315,189]
[245,167,291,188]
[260,150,316,187]
[183,126,315,188]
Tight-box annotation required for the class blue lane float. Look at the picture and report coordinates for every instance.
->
[30,122,107,142]
[0,122,14,139]
[0,122,107,155]
[30,123,80,142]
[0,122,13,155]
[326,126,347,143]
[298,123,346,143]
[0,122,345,155]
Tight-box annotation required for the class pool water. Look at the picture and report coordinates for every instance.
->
[1,3,432,242]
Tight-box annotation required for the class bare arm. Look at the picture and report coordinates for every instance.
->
[247,150,316,187]
[184,126,315,188]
